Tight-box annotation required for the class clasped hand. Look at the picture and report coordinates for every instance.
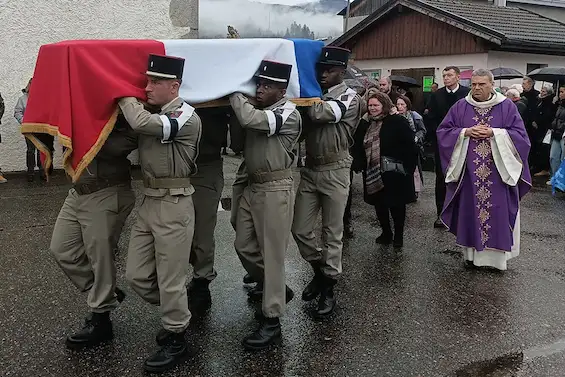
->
[465,125,493,139]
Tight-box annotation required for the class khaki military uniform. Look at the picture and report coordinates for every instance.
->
[230,93,301,318]
[50,120,138,312]
[292,82,361,278]
[118,97,202,333]
[190,108,228,281]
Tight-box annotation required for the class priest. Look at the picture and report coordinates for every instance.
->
[437,69,532,270]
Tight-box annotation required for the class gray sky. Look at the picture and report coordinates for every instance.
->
[200,0,342,37]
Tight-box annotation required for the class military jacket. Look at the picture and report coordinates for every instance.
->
[229,93,301,186]
[304,81,361,170]
[119,96,202,197]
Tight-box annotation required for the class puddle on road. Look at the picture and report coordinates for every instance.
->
[451,338,565,376]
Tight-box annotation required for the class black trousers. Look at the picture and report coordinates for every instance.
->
[343,169,354,226]
[375,202,406,238]
[434,145,446,217]
[25,138,41,173]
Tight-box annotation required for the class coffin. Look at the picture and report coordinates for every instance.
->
[20,38,324,181]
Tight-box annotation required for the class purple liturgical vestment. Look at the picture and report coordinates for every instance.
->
[437,92,531,264]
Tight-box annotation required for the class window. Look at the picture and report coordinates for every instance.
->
[526,63,548,75]
[366,69,381,80]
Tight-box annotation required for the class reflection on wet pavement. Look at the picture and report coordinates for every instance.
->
[1,165,565,376]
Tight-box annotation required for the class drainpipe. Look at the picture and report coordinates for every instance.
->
[344,0,351,33]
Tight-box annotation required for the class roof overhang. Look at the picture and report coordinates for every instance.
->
[331,0,505,47]
[497,39,565,55]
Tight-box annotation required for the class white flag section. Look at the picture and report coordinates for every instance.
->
[161,39,301,103]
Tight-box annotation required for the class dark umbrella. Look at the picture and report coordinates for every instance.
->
[344,65,369,80]
[527,67,565,83]
[389,75,421,88]
[490,67,523,80]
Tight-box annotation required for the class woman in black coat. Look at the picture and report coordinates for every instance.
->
[351,91,418,248]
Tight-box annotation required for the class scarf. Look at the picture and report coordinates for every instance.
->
[363,113,386,195]
[400,111,416,132]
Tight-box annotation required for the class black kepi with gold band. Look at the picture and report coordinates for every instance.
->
[254,60,292,87]
[146,54,185,80]
[317,46,351,67]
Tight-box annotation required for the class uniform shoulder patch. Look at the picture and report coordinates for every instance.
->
[340,95,349,101]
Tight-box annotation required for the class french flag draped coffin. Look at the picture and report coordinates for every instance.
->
[21,38,324,182]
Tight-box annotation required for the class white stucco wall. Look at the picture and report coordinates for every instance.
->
[352,53,489,85]
[354,51,565,90]
[0,0,196,172]
[488,50,565,88]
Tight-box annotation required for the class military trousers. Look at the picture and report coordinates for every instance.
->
[50,185,135,313]
[190,160,224,281]
[292,167,351,278]
[234,181,294,318]
[126,194,194,333]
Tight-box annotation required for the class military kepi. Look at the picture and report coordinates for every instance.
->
[317,46,351,67]
[146,54,185,80]
[254,60,292,86]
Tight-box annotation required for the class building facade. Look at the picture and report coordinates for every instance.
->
[0,0,197,172]
[334,0,565,111]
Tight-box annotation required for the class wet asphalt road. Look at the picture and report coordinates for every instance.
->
[1,155,565,377]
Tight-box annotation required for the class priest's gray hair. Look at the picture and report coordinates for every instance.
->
[472,69,495,83]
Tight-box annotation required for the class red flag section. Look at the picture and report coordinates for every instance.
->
[21,39,166,182]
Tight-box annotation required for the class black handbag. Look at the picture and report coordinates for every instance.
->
[381,156,406,175]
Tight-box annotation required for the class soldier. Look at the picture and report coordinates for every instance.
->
[187,107,228,315]
[230,60,301,350]
[292,46,361,319]
[49,114,137,349]
[118,54,202,373]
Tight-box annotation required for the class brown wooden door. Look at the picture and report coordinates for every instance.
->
[391,68,435,114]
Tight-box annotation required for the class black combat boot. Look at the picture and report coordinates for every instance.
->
[243,273,257,284]
[302,263,323,301]
[247,281,264,302]
[312,277,337,320]
[249,284,294,305]
[242,317,282,351]
[253,286,295,320]
[187,278,212,316]
[66,312,113,349]
[144,330,188,373]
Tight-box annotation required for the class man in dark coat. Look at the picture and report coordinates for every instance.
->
[427,66,470,228]
[522,76,540,171]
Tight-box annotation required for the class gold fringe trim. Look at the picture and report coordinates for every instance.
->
[20,107,119,183]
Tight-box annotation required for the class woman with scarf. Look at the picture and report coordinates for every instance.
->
[549,86,565,183]
[396,95,426,201]
[351,91,418,248]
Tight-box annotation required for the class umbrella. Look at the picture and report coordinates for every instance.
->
[460,70,473,80]
[345,65,369,80]
[490,67,523,80]
[389,75,421,88]
[527,67,565,83]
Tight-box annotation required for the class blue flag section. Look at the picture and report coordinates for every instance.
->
[551,159,565,194]
[290,39,324,98]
